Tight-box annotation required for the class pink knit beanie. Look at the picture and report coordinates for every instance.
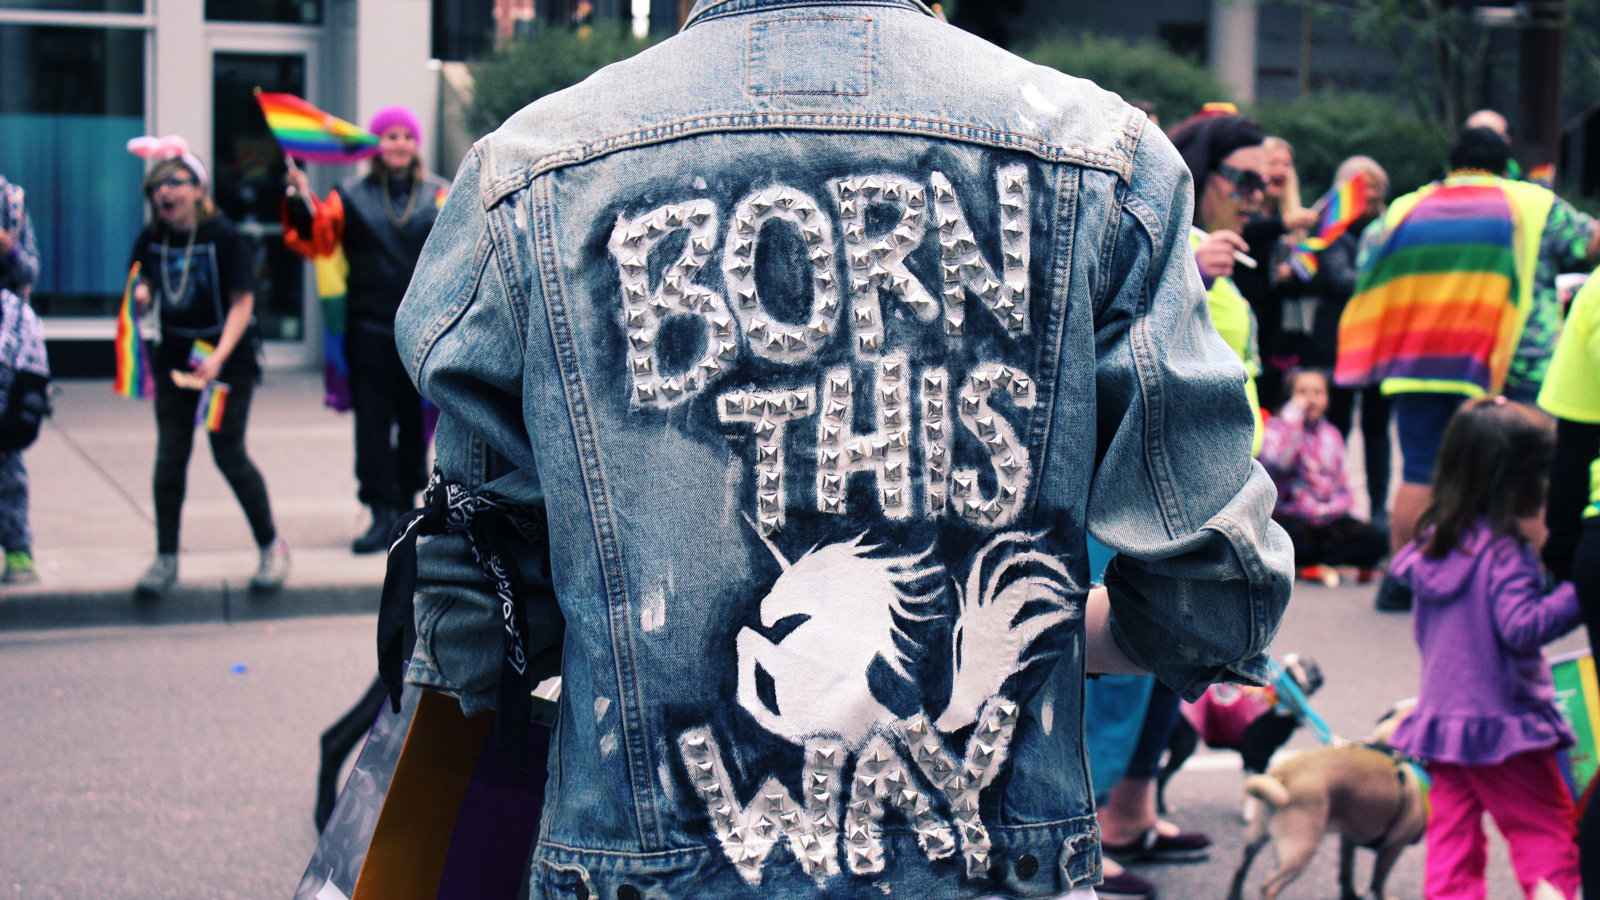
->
[368,106,422,144]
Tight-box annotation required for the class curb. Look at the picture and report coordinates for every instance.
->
[0,581,382,632]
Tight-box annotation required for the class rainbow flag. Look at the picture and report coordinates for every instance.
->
[1552,649,1600,798]
[198,382,229,433]
[254,91,379,164]
[188,339,215,369]
[305,246,354,411]
[113,263,151,398]
[1335,182,1520,397]
[1291,172,1372,280]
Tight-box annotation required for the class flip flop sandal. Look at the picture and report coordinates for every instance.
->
[1102,826,1212,864]
[1096,868,1158,899]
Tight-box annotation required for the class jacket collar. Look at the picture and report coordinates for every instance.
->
[683,0,936,30]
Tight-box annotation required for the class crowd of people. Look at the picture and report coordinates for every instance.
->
[0,105,446,600]
[1081,104,1600,899]
[3,5,1600,896]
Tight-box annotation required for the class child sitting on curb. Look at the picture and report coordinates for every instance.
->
[1260,368,1388,585]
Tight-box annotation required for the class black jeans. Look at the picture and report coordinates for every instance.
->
[1326,385,1392,521]
[1576,522,1600,895]
[153,376,276,554]
[1275,514,1389,568]
[347,323,424,510]
[1546,419,1600,582]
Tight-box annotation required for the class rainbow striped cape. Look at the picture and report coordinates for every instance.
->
[1291,171,1372,280]
[1336,176,1551,398]
[255,91,379,164]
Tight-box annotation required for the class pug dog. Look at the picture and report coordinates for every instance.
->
[1226,700,1428,900]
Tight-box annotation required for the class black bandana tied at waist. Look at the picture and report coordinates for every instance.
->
[378,471,562,761]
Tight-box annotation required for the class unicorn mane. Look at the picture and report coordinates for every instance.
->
[935,532,1079,732]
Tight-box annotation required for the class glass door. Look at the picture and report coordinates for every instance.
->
[212,50,306,342]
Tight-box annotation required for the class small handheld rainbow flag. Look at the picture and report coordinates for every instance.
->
[188,339,216,370]
[113,262,152,398]
[197,382,229,433]
[1551,649,1600,798]
[1290,171,1373,281]
[254,90,380,164]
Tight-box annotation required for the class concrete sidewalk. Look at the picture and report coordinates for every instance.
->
[0,370,389,630]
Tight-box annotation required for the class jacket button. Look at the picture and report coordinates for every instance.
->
[1015,854,1040,878]
[617,887,642,900]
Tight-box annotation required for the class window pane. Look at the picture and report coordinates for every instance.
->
[0,1,143,11]
[433,0,494,62]
[213,52,308,342]
[0,25,146,318]
[205,0,322,24]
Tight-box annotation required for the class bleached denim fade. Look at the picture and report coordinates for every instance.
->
[394,1,1293,896]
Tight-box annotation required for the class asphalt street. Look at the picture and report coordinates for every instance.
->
[1,584,1586,899]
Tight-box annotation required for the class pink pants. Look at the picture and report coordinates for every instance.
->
[1425,750,1581,899]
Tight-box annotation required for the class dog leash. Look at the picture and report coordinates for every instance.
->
[1268,657,1335,745]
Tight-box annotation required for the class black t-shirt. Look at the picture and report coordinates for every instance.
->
[129,216,260,380]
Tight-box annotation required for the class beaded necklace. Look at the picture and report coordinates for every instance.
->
[381,169,419,227]
[160,222,198,306]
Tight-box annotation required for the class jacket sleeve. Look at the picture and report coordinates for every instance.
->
[393,146,560,715]
[1088,120,1295,700]
[281,188,345,259]
[1490,540,1581,653]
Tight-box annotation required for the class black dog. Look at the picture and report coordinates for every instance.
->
[1157,653,1324,815]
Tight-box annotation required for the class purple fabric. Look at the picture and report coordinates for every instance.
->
[435,722,549,900]
[367,106,422,144]
[1390,522,1582,766]
[1259,410,1353,525]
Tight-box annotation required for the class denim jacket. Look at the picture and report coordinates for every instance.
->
[395,2,1292,896]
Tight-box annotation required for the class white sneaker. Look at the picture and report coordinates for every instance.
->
[136,554,178,598]
[250,538,290,593]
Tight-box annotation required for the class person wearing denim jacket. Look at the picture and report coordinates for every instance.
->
[393,2,1293,896]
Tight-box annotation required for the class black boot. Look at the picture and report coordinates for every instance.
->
[351,506,396,555]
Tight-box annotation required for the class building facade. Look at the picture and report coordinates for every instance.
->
[2,0,436,375]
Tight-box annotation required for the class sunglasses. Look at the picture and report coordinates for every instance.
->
[1216,164,1267,199]
[155,176,196,190]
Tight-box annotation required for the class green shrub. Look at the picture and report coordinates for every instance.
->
[469,25,658,137]
[1022,34,1229,128]
[1253,91,1449,201]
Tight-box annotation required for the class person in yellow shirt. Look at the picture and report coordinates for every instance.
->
[1538,270,1600,587]
[1536,267,1600,900]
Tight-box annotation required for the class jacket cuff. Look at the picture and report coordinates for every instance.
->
[1105,589,1272,702]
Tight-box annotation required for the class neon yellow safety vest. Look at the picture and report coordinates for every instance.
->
[1191,228,1263,455]
[1538,268,1600,424]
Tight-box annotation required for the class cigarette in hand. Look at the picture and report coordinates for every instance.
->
[1232,251,1258,270]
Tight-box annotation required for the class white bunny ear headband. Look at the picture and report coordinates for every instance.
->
[126,135,208,187]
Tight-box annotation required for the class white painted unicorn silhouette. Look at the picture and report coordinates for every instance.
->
[735,529,1078,747]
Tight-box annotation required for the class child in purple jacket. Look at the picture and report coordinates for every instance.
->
[1390,397,1581,899]
[1259,369,1388,585]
